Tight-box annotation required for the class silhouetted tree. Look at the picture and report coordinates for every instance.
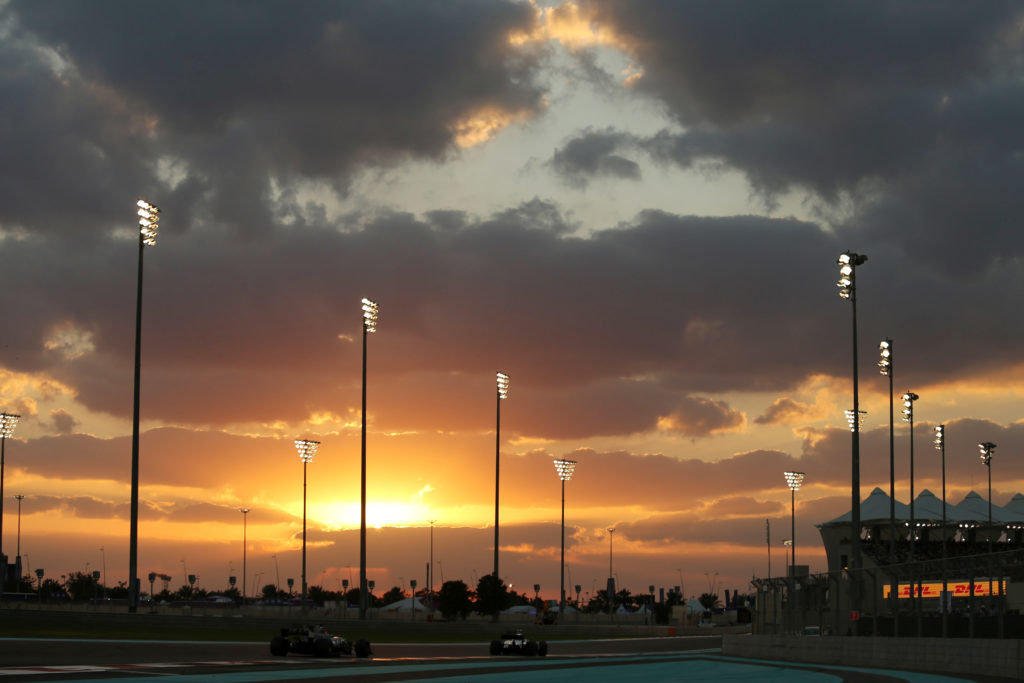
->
[437,579,472,620]
[65,571,97,602]
[475,574,511,618]
[380,585,405,605]
[698,592,720,610]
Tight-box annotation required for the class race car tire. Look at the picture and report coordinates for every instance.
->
[313,639,332,658]
[270,636,289,656]
[354,638,373,658]
[489,640,502,655]
[524,640,538,656]
[538,641,548,657]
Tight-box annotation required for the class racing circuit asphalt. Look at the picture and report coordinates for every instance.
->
[1,635,1020,683]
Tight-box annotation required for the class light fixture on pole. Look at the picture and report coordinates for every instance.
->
[128,199,160,613]
[784,472,805,575]
[979,442,996,541]
[0,412,20,567]
[359,297,377,621]
[879,339,897,571]
[978,440,997,612]
[902,392,919,561]
[784,471,805,635]
[935,425,948,637]
[493,371,510,580]
[295,439,319,612]
[837,250,867,615]
[239,508,250,605]
[553,458,577,617]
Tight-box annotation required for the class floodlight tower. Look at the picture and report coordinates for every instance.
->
[979,441,997,615]
[934,425,948,637]
[554,458,577,616]
[295,439,319,610]
[879,339,896,567]
[979,442,996,548]
[129,199,160,613]
[784,472,805,575]
[359,297,377,620]
[902,392,920,561]
[494,372,510,579]
[836,251,867,614]
[0,412,20,562]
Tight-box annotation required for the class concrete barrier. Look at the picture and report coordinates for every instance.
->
[723,634,1024,680]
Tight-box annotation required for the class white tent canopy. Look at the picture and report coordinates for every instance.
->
[379,596,428,612]
[821,486,1024,527]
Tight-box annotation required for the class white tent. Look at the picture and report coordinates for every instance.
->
[685,598,705,614]
[914,489,975,523]
[824,487,911,525]
[954,490,1024,523]
[379,596,427,612]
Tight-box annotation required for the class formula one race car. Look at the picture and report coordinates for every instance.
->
[270,624,372,658]
[489,629,548,656]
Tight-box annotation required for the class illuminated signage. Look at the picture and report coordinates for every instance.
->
[882,580,1005,599]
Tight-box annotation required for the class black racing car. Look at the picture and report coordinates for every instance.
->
[489,629,548,656]
[270,624,372,658]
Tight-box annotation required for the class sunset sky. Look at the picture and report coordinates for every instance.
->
[2,0,1024,603]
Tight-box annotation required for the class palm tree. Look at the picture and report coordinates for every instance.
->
[698,592,720,611]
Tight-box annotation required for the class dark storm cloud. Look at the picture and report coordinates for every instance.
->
[4,0,546,234]
[573,0,1024,274]
[3,203,1023,433]
[549,127,642,187]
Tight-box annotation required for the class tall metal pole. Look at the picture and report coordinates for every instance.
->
[359,298,376,620]
[838,252,866,620]
[560,477,566,615]
[128,231,145,614]
[608,527,614,577]
[302,459,308,607]
[0,436,5,559]
[849,270,863,619]
[128,200,159,613]
[15,494,24,558]
[240,508,249,604]
[935,426,947,637]
[428,519,435,597]
[880,339,897,631]
[0,416,17,566]
[493,388,500,579]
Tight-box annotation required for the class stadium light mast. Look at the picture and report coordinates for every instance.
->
[359,297,377,620]
[295,439,319,611]
[129,199,159,613]
[902,392,920,559]
[837,250,867,616]
[554,458,577,617]
[785,471,805,634]
[0,412,20,564]
[494,372,509,579]
[878,339,896,567]
[934,425,948,637]
[784,472,806,575]
[979,441,996,605]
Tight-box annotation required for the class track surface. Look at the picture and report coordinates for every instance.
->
[0,636,1014,682]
